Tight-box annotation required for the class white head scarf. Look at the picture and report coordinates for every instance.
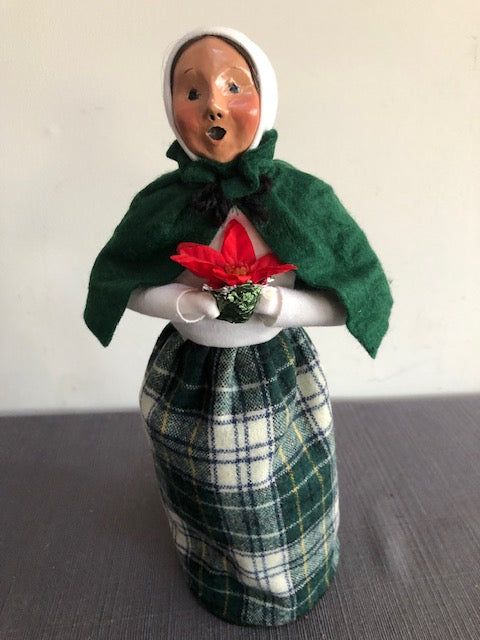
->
[163,26,278,160]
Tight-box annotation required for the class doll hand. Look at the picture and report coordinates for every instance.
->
[176,289,220,323]
[255,286,281,319]
[127,283,219,323]
[256,286,347,328]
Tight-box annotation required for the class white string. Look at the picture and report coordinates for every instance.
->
[175,289,206,324]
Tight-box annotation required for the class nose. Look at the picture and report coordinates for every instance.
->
[206,89,227,121]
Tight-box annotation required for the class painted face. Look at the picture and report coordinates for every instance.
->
[172,36,260,163]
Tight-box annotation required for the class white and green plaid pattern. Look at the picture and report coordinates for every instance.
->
[140,325,339,626]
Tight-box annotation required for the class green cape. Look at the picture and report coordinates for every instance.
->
[84,130,392,357]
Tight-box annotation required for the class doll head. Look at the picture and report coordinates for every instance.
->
[171,36,260,163]
[163,27,277,162]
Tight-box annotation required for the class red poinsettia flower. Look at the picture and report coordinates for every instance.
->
[171,219,297,289]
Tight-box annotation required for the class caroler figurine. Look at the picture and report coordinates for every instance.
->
[84,27,392,626]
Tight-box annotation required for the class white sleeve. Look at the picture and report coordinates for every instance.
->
[127,284,219,323]
[255,286,347,328]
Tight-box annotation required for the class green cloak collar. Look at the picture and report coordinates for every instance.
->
[166,128,278,199]
[84,130,392,357]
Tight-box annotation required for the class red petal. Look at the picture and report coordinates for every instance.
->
[220,219,256,266]
[206,275,227,288]
[171,241,227,280]
[170,254,217,280]
[250,254,297,282]
[175,242,225,266]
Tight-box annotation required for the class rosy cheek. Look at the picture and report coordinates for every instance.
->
[229,93,260,135]
[173,102,201,135]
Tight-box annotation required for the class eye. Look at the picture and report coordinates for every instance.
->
[228,82,240,94]
[188,88,199,101]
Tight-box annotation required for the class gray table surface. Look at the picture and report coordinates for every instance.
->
[1,395,479,640]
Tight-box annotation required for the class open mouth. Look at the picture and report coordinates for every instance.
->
[207,126,226,141]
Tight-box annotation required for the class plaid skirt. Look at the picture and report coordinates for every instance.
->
[140,324,339,626]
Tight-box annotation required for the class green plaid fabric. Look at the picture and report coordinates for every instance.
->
[140,325,339,626]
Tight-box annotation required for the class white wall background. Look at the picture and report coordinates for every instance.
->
[1,0,479,414]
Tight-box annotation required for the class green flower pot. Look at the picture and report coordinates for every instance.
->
[210,282,263,323]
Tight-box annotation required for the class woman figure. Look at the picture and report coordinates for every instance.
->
[85,27,392,626]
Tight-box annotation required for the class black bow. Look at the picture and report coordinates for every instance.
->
[191,174,272,227]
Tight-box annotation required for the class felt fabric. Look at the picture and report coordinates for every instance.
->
[84,130,392,357]
[140,324,339,626]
